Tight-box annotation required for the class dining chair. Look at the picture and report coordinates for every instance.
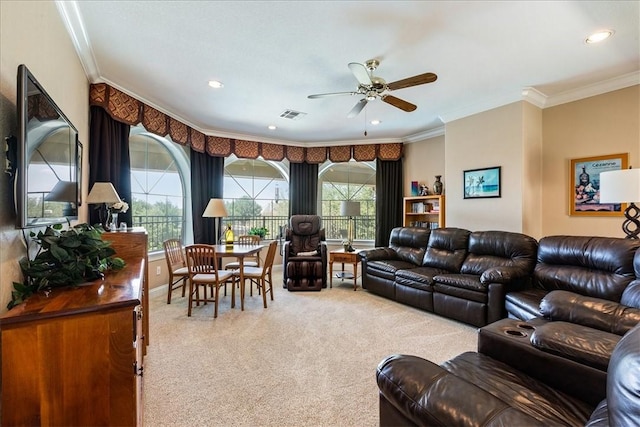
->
[185,244,237,318]
[163,238,189,304]
[238,240,278,308]
[225,235,261,270]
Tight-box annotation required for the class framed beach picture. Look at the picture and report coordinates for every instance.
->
[463,166,501,199]
[570,153,628,216]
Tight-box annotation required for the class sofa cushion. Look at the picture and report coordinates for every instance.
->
[540,290,640,335]
[434,273,486,292]
[534,236,640,302]
[505,288,547,319]
[395,266,446,291]
[366,259,416,281]
[460,231,538,278]
[530,321,620,371]
[421,227,470,271]
[388,227,431,266]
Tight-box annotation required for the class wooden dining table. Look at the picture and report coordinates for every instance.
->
[212,243,264,310]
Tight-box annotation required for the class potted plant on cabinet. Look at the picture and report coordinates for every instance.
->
[8,223,125,309]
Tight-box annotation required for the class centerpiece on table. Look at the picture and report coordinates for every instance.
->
[248,226,268,240]
[7,223,125,309]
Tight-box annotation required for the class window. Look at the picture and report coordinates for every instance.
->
[319,160,376,241]
[223,155,289,240]
[129,126,192,252]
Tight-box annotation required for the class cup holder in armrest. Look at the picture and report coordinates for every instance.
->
[516,323,535,330]
[504,329,528,337]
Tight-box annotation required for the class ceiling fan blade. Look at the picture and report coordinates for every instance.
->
[382,95,417,112]
[308,91,358,99]
[348,62,372,86]
[347,99,368,118]
[387,72,437,91]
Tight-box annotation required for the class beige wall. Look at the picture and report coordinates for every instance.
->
[541,86,639,238]
[0,1,89,312]
[403,135,445,197]
[444,102,528,233]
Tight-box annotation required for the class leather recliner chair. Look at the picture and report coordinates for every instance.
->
[282,215,327,291]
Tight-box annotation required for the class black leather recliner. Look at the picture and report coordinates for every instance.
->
[282,215,327,291]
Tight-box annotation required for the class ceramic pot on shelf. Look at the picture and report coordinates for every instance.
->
[433,176,443,195]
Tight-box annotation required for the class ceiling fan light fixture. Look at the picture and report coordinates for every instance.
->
[586,30,614,44]
[366,91,377,101]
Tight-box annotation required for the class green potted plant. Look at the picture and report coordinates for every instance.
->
[8,223,126,309]
[248,226,269,239]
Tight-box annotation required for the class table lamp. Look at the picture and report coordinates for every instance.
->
[599,167,640,239]
[86,182,121,230]
[202,198,228,244]
[341,200,361,250]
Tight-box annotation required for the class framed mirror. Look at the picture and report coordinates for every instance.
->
[16,64,79,228]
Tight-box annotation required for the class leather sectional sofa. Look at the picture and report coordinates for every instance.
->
[370,228,640,426]
[360,227,539,327]
[376,320,640,426]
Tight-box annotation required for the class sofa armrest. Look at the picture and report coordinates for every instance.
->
[540,290,640,335]
[359,247,399,262]
[376,354,543,427]
[480,265,530,285]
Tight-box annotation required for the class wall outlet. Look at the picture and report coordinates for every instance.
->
[156,266,161,276]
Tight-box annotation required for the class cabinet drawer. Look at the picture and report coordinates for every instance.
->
[332,253,357,263]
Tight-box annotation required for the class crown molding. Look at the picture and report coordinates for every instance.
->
[403,126,445,143]
[521,87,548,108]
[543,71,640,108]
[56,1,100,82]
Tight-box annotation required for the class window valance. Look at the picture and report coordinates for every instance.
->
[89,83,403,163]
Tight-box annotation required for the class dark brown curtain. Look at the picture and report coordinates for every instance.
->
[289,161,318,216]
[375,158,403,246]
[190,150,224,244]
[88,106,132,226]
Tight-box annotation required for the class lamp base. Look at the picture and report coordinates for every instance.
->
[622,202,640,239]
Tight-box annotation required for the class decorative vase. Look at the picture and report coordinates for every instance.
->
[109,212,119,231]
[433,175,443,195]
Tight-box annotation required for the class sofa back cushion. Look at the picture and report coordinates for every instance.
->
[460,231,539,276]
[389,227,431,266]
[422,227,471,272]
[534,236,640,302]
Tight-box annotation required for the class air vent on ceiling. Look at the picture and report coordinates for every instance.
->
[279,109,307,120]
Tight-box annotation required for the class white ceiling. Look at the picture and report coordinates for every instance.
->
[58,1,639,145]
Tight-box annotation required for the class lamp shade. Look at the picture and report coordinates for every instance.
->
[86,182,121,204]
[599,168,640,203]
[44,180,77,202]
[202,198,228,218]
[340,200,361,217]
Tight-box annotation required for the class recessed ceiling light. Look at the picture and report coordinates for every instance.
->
[370,120,381,125]
[586,30,614,44]
[268,125,277,130]
[208,80,224,88]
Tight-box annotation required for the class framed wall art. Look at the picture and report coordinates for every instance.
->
[463,166,501,199]
[570,153,628,216]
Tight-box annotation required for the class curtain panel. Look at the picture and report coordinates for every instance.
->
[190,150,224,244]
[88,106,132,227]
[289,162,319,216]
[89,83,404,163]
[375,158,403,246]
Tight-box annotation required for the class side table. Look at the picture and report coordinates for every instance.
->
[329,248,361,291]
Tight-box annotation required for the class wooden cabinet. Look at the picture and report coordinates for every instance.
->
[403,195,445,229]
[0,228,148,426]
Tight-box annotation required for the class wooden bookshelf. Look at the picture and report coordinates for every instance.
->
[403,195,445,229]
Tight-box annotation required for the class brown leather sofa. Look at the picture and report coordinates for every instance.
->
[360,227,538,326]
[376,321,640,426]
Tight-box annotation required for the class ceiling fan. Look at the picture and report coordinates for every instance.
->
[308,59,437,118]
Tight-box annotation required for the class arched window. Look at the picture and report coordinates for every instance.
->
[223,155,289,240]
[129,126,192,252]
[319,160,376,241]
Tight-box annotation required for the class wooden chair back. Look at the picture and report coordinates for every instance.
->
[164,238,186,270]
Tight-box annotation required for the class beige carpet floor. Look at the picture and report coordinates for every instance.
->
[142,268,478,426]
